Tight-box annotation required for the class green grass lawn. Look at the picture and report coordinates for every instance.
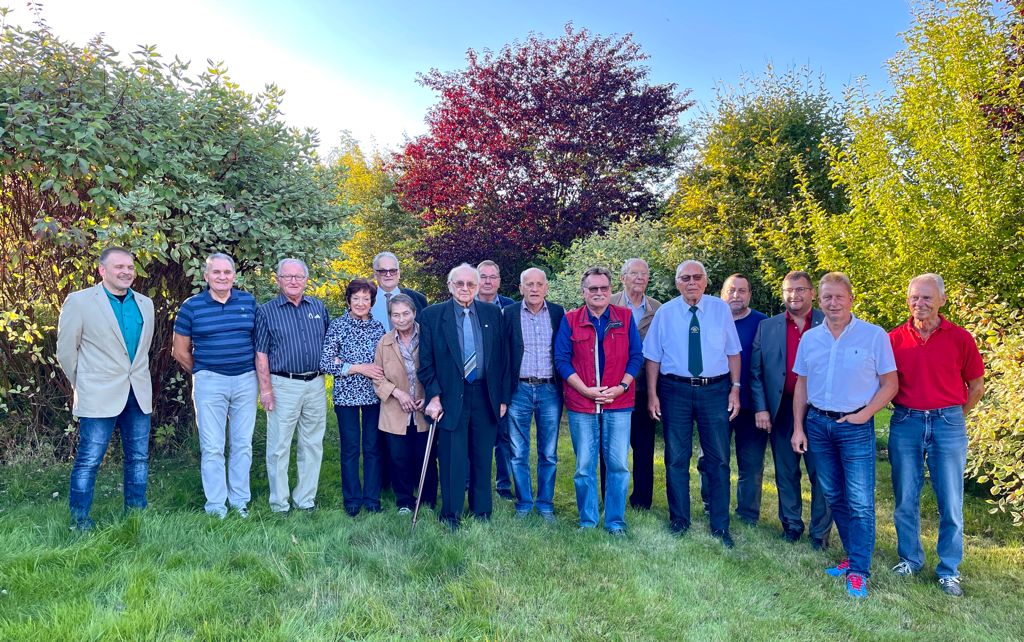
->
[1,410,1022,641]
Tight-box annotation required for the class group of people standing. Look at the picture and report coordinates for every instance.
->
[56,247,984,600]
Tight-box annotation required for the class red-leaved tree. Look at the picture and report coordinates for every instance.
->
[393,24,691,282]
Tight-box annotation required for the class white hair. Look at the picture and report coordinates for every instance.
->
[205,252,235,272]
[520,267,548,285]
[909,273,946,297]
[373,251,400,271]
[447,263,479,283]
[675,260,707,279]
[621,258,649,276]
[276,258,308,277]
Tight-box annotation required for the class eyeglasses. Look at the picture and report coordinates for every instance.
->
[586,285,611,294]
[677,274,704,283]
[277,274,306,281]
[451,280,477,289]
[375,268,398,276]
[782,287,812,295]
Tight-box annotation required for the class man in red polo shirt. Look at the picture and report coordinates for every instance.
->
[888,273,984,597]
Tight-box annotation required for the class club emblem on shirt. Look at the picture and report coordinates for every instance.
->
[691,327,700,334]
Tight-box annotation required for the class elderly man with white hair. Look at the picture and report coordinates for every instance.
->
[644,260,741,548]
[887,273,984,597]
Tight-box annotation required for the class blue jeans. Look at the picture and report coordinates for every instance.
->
[660,376,732,533]
[806,408,876,577]
[69,388,151,521]
[889,404,967,579]
[507,382,562,514]
[335,403,381,511]
[568,409,631,531]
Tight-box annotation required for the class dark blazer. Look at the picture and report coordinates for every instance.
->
[750,308,825,419]
[400,287,429,313]
[417,299,509,431]
[503,300,565,396]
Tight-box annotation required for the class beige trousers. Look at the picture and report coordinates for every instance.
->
[265,375,327,512]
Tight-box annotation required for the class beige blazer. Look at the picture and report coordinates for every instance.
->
[610,291,662,340]
[56,283,155,417]
[373,329,428,435]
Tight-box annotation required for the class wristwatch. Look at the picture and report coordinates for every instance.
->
[619,381,630,392]
[731,381,741,388]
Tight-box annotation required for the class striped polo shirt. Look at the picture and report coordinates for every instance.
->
[254,294,330,374]
[174,288,257,375]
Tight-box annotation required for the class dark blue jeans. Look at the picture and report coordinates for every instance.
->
[698,408,769,523]
[889,405,967,579]
[69,388,151,521]
[660,376,732,533]
[335,403,381,511]
[806,408,876,577]
[495,414,513,493]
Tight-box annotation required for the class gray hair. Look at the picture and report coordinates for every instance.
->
[205,252,236,272]
[477,259,500,275]
[387,292,417,316]
[909,273,946,297]
[373,251,400,271]
[520,266,548,285]
[447,263,480,283]
[675,260,708,279]
[276,258,309,277]
[621,258,649,276]
[580,265,613,288]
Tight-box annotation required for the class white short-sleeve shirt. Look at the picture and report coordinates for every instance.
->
[643,294,741,378]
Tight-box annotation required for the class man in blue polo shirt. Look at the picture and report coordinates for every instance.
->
[791,272,897,598]
[173,253,258,519]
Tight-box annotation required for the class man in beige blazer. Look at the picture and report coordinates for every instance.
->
[607,258,662,509]
[56,247,155,531]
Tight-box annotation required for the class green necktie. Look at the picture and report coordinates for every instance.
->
[688,305,703,376]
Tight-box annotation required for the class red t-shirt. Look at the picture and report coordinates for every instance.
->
[889,316,985,409]
[783,310,812,396]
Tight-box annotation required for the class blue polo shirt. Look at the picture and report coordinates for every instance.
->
[174,288,257,375]
[733,309,768,409]
[104,286,144,365]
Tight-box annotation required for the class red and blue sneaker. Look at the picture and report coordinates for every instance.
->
[825,558,850,577]
[846,572,868,598]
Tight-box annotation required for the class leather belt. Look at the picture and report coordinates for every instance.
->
[663,373,728,387]
[519,377,554,385]
[808,404,864,420]
[271,371,320,382]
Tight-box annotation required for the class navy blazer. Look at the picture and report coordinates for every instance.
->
[503,300,565,396]
[400,287,429,313]
[750,308,825,419]
[417,299,510,431]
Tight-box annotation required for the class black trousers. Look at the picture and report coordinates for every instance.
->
[599,388,658,509]
[770,394,833,541]
[698,408,769,523]
[387,419,437,510]
[439,381,497,524]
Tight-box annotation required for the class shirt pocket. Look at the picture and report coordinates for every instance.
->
[842,347,873,376]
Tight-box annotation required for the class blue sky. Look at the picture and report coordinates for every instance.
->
[12,1,912,155]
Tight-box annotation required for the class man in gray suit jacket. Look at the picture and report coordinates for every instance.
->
[750,270,832,548]
[57,247,155,531]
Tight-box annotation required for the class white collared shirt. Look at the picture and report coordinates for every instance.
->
[793,314,897,412]
[643,294,740,377]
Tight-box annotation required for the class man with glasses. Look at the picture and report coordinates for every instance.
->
[608,258,661,510]
[554,266,643,535]
[791,272,897,598]
[370,251,428,328]
[255,258,330,514]
[751,271,832,549]
[477,260,515,500]
[644,260,741,547]
[419,263,509,530]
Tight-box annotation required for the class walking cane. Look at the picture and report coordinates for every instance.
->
[412,413,441,529]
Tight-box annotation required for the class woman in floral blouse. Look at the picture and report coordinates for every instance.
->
[320,278,386,516]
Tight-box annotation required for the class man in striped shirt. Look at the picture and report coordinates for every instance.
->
[254,258,331,514]
[173,253,258,519]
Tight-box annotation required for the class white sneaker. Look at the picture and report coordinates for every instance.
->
[233,506,249,519]
[891,560,916,576]
[397,507,412,515]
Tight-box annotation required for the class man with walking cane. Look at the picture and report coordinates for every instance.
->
[554,266,643,536]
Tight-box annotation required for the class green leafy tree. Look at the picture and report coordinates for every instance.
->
[0,15,348,454]
[665,66,847,312]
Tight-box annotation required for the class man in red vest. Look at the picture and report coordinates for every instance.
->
[554,266,644,535]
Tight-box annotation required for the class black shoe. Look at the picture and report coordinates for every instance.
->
[811,536,828,551]
[364,505,382,514]
[783,529,802,543]
[345,507,360,517]
[474,512,492,522]
[738,517,758,528]
[297,505,316,513]
[712,530,735,549]
[669,520,689,536]
[440,517,460,532]
[630,502,651,511]
[496,489,515,501]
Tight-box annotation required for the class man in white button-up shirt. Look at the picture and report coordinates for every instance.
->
[791,272,897,599]
[644,260,742,547]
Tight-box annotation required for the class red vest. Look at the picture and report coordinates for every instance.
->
[563,304,636,413]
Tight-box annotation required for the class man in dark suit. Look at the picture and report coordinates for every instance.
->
[504,267,565,521]
[419,263,509,530]
[477,259,516,499]
[750,270,832,548]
